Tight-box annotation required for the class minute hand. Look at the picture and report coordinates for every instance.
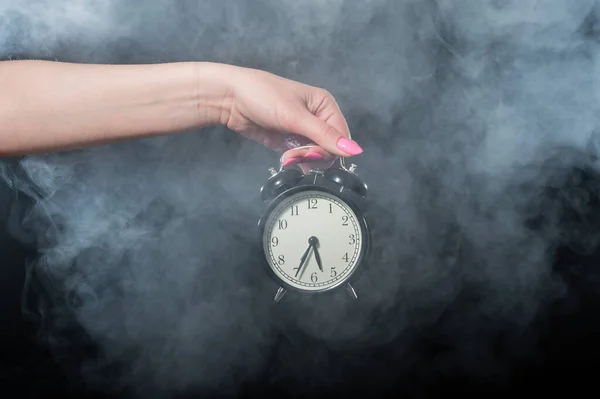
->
[295,244,312,278]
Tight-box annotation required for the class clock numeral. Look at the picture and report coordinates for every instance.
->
[307,198,318,209]
[271,237,279,247]
[310,272,318,283]
[290,205,299,216]
[329,203,333,213]
[342,253,349,262]
[330,267,337,277]
[278,219,288,230]
[277,255,285,265]
[348,234,356,245]
[342,215,349,226]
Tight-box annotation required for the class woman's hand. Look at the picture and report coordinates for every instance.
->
[220,65,363,168]
[0,60,363,162]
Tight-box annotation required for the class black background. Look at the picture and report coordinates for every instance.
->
[3,158,600,398]
[3,2,600,396]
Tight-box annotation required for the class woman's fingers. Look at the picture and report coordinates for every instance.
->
[280,145,336,174]
[288,111,363,158]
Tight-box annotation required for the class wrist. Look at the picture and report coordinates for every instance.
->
[194,62,237,127]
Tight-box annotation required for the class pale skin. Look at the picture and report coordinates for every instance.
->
[0,60,363,170]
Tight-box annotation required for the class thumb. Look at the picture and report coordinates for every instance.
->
[293,112,363,157]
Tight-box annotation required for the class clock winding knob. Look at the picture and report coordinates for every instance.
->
[323,167,368,198]
[260,167,304,202]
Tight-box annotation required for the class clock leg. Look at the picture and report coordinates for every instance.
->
[274,287,287,303]
[346,283,358,300]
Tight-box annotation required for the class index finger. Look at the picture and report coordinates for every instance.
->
[323,98,352,140]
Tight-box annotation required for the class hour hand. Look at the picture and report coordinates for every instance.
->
[313,245,323,272]
[308,236,322,272]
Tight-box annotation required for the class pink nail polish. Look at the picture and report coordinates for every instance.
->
[337,138,363,155]
[303,152,324,160]
[282,157,300,166]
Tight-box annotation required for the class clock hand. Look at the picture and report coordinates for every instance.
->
[308,236,323,272]
[298,247,313,280]
[295,244,312,278]
[298,236,319,280]
[313,244,323,272]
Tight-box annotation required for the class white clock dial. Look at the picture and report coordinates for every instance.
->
[262,190,363,292]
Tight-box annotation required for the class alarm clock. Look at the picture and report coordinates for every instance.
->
[257,155,371,303]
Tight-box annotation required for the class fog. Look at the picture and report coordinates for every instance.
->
[1,0,599,396]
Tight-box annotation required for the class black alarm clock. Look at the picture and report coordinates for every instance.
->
[257,155,371,303]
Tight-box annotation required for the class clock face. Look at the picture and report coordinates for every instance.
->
[262,189,364,292]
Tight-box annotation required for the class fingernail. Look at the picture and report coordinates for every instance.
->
[282,157,301,166]
[303,152,324,160]
[337,138,363,155]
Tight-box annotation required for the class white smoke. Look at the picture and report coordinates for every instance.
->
[1,0,599,395]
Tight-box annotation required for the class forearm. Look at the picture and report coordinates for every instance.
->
[0,60,232,156]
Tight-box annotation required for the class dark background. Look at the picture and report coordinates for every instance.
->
[3,1,600,397]
[3,170,600,397]
[3,127,600,399]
